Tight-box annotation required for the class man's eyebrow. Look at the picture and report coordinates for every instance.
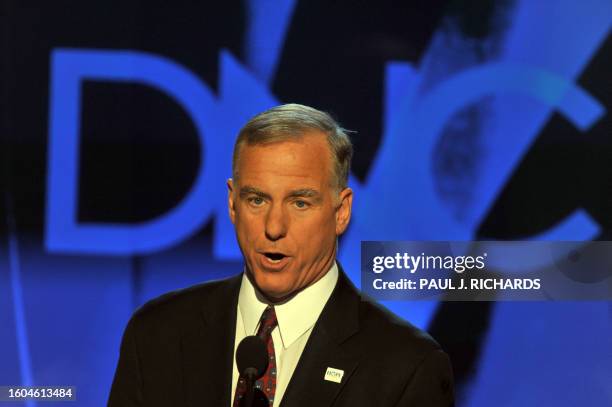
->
[239,186,272,200]
[287,189,322,200]
[239,186,322,201]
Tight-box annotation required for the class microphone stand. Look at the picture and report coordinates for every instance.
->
[242,367,258,407]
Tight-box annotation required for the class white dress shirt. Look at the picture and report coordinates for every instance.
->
[230,262,339,407]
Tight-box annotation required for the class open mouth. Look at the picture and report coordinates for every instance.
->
[263,252,287,264]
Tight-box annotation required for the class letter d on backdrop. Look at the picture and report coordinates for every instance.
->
[46,49,219,255]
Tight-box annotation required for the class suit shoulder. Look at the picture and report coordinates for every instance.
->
[130,274,240,326]
[358,297,441,357]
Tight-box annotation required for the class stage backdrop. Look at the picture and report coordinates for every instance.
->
[1,1,611,406]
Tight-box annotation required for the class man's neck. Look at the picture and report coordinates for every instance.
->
[245,260,337,305]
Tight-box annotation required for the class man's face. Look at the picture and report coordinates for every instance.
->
[228,131,352,302]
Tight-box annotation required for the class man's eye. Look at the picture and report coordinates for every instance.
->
[249,197,264,206]
[294,200,309,209]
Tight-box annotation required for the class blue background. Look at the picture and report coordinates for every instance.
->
[1,1,611,406]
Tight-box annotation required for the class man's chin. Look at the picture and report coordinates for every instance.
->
[254,277,295,303]
[258,283,293,302]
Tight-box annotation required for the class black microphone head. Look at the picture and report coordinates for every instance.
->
[236,335,268,379]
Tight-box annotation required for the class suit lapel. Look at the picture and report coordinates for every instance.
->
[280,269,362,407]
[181,274,242,407]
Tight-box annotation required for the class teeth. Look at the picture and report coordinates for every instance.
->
[263,253,284,264]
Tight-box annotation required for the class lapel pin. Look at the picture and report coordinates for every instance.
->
[324,367,344,383]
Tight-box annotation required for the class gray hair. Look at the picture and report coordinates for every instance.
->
[232,103,353,190]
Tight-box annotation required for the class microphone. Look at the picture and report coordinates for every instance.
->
[236,335,269,407]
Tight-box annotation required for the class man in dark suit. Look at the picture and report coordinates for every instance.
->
[108,104,454,406]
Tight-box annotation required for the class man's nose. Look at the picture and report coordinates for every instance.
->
[264,203,288,241]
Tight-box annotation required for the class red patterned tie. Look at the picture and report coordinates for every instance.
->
[234,306,278,406]
[255,306,278,404]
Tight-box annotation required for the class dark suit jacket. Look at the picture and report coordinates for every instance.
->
[108,267,454,406]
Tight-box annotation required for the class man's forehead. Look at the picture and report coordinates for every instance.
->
[238,130,331,157]
[235,169,331,199]
[237,135,332,173]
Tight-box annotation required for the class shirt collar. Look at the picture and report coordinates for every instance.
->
[238,262,339,350]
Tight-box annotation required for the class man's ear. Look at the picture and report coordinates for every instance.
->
[335,187,353,235]
[227,178,236,225]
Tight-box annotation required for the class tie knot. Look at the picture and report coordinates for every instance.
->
[256,306,277,338]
